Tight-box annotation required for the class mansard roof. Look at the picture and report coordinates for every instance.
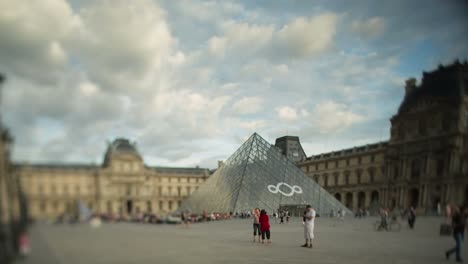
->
[148,166,210,176]
[397,60,468,114]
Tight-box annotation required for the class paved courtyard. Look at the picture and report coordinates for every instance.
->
[15,216,465,264]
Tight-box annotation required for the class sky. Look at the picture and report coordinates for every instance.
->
[0,0,467,169]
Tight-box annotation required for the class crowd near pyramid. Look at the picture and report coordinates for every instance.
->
[182,133,351,215]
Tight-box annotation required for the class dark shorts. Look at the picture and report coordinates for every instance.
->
[253,223,261,236]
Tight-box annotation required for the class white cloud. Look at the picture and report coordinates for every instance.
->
[275,13,338,58]
[239,120,267,131]
[206,13,338,61]
[276,106,299,122]
[208,36,227,57]
[351,17,385,39]
[310,101,365,134]
[231,97,264,115]
[276,64,289,74]
[79,81,99,97]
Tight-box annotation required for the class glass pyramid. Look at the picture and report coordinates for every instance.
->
[182,133,351,215]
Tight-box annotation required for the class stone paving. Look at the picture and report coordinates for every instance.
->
[15,216,466,264]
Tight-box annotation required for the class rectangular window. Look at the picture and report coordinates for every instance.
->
[325,162,329,169]
[346,159,350,166]
[158,186,162,196]
[168,187,172,196]
[177,187,181,197]
[168,201,173,210]
[159,200,163,210]
[177,201,182,209]
[186,186,191,195]
[335,160,338,168]
[358,157,362,165]
[370,155,375,162]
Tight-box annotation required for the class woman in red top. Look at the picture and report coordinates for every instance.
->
[259,209,271,244]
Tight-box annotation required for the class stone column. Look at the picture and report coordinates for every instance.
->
[365,190,371,209]
[419,185,425,208]
[352,192,358,211]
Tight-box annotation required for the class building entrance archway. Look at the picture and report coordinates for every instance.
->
[371,190,379,202]
[346,192,353,209]
[408,188,419,208]
[335,193,342,202]
[358,192,366,209]
[126,200,133,214]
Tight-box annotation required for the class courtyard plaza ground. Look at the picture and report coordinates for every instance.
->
[15,216,465,264]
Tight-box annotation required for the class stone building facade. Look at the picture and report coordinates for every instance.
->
[296,142,387,213]
[294,61,468,214]
[15,138,210,220]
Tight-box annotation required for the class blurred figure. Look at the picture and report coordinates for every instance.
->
[407,206,416,229]
[286,210,290,224]
[19,231,30,257]
[183,210,191,228]
[301,205,316,248]
[259,209,271,244]
[445,205,465,262]
[252,208,261,242]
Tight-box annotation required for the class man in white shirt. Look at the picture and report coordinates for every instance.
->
[301,204,316,248]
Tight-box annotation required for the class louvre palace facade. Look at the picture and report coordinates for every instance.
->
[292,61,468,214]
[15,139,210,220]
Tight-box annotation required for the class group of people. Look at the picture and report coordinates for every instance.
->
[251,205,316,248]
[273,209,290,224]
[252,208,271,243]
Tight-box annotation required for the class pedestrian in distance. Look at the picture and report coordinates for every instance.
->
[407,206,416,229]
[286,210,290,224]
[252,208,261,242]
[301,205,316,248]
[279,210,284,224]
[445,205,465,263]
[259,209,271,244]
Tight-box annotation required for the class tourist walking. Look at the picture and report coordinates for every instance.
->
[301,205,316,248]
[259,209,271,244]
[252,208,261,242]
[286,210,290,224]
[407,206,416,229]
[445,205,465,262]
[279,210,284,224]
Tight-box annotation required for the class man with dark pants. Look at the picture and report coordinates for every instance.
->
[446,205,465,262]
[408,206,416,229]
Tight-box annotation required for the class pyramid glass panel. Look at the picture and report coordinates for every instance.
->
[182,133,351,215]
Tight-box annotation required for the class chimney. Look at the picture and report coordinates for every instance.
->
[405,78,417,95]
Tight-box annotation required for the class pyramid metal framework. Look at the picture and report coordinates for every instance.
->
[182,133,351,215]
